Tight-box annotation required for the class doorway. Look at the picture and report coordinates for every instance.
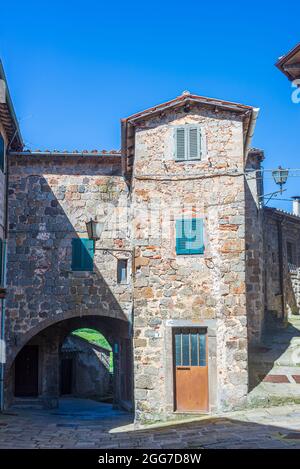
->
[60,358,73,395]
[173,328,208,412]
[15,345,39,397]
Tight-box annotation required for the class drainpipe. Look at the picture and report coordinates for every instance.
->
[0,240,7,411]
[0,140,10,412]
[277,217,285,320]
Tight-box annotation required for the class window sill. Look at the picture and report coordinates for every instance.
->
[174,159,201,163]
[176,252,205,256]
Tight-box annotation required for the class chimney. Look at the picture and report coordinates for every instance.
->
[292,196,300,216]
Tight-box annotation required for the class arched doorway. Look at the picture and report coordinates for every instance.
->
[8,315,133,412]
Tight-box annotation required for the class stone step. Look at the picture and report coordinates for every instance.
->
[248,382,300,408]
[10,398,44,410]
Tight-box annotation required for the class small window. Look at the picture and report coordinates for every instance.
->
[287,241,295,265]
[117,259,128,283]
[0,135,5,173]
[71,238,94,271]
[176,218,204,255]
[175,125,202,161]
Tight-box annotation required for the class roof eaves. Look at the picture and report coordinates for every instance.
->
[8,149,121,157]
[264,206,300,223]
[0,60,23,149]
[276,43,300,81]
[122,94,253,125]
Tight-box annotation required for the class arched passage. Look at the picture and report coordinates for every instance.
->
[6,315,133,412]
[60,328,113,400]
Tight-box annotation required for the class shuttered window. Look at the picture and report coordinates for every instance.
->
[0,135,4,173]
[175,128,185,160]
[175,125,201,161]
[71,238,94,271]
[176,218,205,255]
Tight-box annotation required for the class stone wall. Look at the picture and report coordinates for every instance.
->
[6,154,132,365]
[244,150,265,344]
[131,105,249,420]
[264,208,300,320]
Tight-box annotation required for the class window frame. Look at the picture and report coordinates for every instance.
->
[117,258,128,284]
[287,240,296,265]
[174,124,203,162]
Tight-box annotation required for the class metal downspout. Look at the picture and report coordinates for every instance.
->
[277,218,285,320]
[0,140,10,412]
[0,240,7,411]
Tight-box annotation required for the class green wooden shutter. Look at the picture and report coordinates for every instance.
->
[175,128,186,160]
[0,136,4,172]
[176,219,189,254]
[81,238,94,271]
[71,238,94,271]
[176,219,204,255]
[188,126,201,160]
[188,219,204,254]
[71,238,82,270]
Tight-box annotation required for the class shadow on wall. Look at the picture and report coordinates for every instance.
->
[60,333,112,401]
[5,155,133,408]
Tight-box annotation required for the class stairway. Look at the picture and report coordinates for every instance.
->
[248,314,300,407]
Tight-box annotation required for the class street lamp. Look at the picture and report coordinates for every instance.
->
[272,166,289,193]
[85,218,105,241]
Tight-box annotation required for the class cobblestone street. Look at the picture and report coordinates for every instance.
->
[1,399,300,449]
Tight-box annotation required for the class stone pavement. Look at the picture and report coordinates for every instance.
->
[1,398,300,449]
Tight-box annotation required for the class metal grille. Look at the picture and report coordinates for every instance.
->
[174,328,206,367]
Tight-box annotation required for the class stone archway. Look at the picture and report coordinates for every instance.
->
[5,315,133,412]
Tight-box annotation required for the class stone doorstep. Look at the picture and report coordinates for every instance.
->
[110,414,214,433]
[111,405,300,434]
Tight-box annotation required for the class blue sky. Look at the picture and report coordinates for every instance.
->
[0,1,299,210]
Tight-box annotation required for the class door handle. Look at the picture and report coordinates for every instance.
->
[177,367,190,370]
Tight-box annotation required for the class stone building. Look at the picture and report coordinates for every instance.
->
[5,151,133,411]
[1,59,300,421]
[0,60,23,411]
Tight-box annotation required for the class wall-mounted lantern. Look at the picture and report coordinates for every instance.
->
[85,218,105,241]
[259,165,289,207]
[272,166,289,193]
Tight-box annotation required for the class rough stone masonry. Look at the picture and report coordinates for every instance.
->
[4,91,300,422]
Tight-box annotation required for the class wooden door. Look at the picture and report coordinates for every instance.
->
[15,345,39,397]
[60,358,73,395]
[173,328,208,412]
